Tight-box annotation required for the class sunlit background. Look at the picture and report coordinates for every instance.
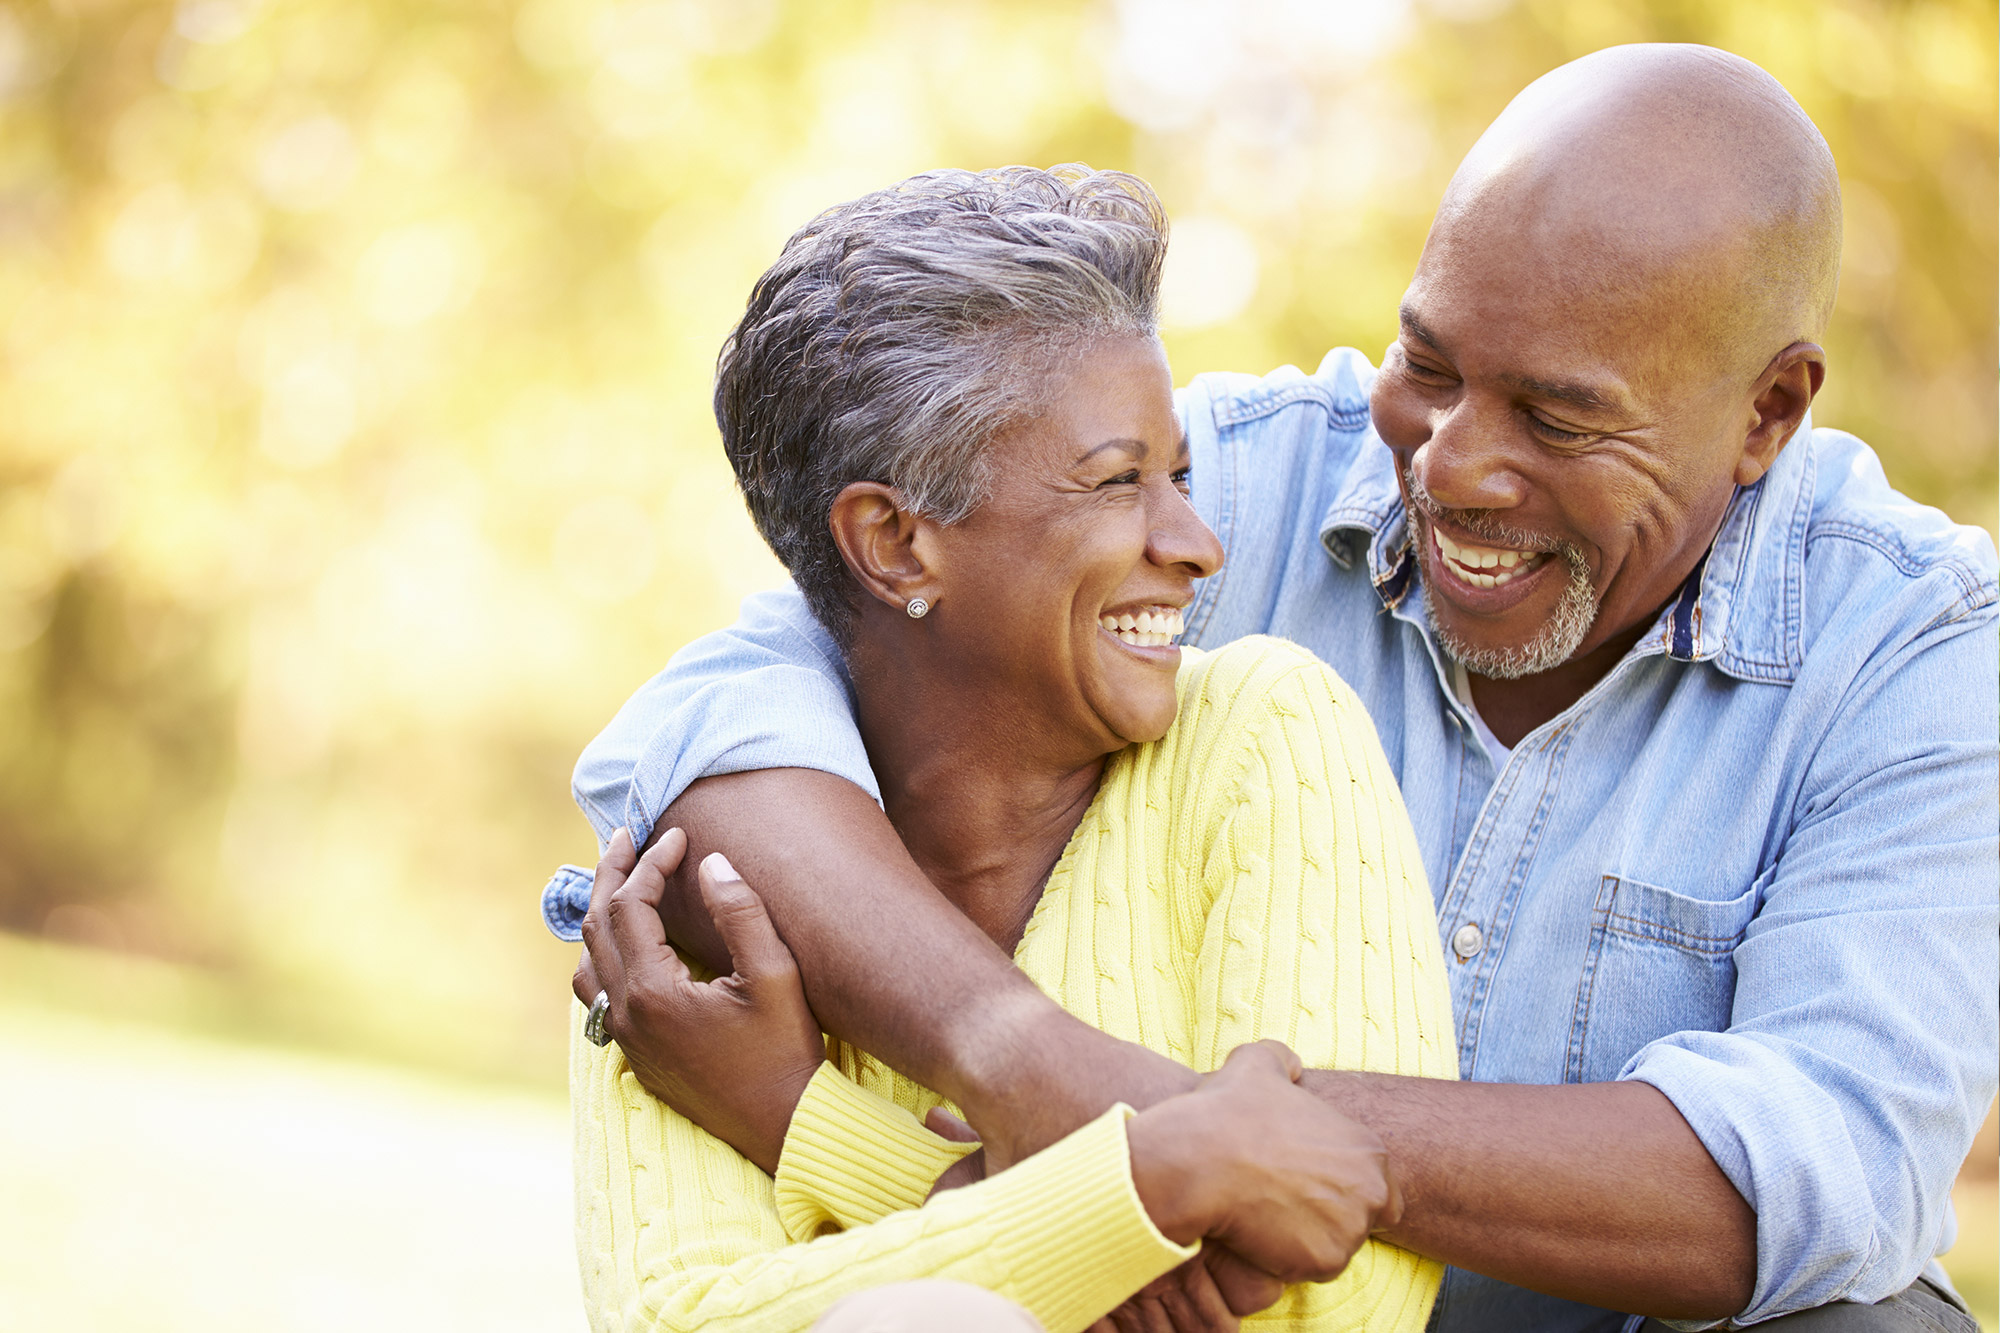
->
[0,0,1993,1328]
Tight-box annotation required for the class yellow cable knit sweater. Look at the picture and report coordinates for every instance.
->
[572,636,1457,1332]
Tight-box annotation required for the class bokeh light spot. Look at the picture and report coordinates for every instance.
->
[552,496,660,603]
[1161,215,1260,330]
[255,114,358,213]
[259,356,359,469]
[357,223,479,327]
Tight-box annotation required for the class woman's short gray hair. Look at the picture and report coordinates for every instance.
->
[715,164,1169,639]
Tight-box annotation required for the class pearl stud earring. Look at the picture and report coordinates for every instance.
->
[905,597,930,619]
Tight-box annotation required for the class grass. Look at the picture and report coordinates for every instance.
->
[0,1001,582,1333]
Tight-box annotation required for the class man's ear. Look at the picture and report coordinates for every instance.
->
[828,482,937,612]
[1735,342,1826,487]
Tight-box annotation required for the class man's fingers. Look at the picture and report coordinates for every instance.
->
[925,1147,986,1198]
[1203,1247,1283,1318]
[1152,1272,1224,1328]
[697,852,798,985]
[1173,1257,1240,1331]
[923,1106,980,1143]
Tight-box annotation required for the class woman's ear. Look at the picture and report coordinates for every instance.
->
[829,482,938,613]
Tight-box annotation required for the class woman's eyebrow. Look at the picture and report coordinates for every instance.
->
[1072,437,1149,466]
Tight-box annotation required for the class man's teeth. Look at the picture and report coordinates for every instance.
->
[1098,606,1185,648]
[1433,527,1544,588]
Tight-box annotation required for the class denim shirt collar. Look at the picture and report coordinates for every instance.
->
[1316,414,1817,684]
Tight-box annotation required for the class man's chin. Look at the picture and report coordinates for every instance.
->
[1426,584,1597,681]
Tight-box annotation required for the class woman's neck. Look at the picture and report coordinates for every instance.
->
[847,637,1107,955]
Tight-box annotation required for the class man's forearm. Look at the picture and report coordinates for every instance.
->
[653,771,1753,1318]
[1307,1071,1756,1320]
[657,768,1195,1154]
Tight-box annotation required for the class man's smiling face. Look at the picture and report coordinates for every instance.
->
[1361,45,1843,686]
[1368,182,1797,680]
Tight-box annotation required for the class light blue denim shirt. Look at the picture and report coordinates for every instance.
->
[564,349,1999,1332]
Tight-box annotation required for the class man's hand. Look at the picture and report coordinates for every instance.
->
[926,1089,1281,1333]
[573,827,827,1175]
[922,1106,987,1197]
[1126,1041,1400,1285]
[1086,1248,1284,1333]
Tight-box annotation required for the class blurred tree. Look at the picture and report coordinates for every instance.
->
[0,0,1989,1079]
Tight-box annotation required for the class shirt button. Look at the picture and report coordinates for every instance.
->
[1452,923,1485,960]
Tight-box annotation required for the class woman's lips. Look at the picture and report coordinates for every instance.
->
[1098,604,1184,649]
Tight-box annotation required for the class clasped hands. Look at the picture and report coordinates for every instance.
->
[573,829,1403,1331]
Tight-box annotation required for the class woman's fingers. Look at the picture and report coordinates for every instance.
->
[1215,1038,1303,1086]
[607,845,675,973]
[597,824,639,881]
[580,826,637,1008]
[611,826,685,916]
[697,852,799,986]
[572,949,602,1007]
[630,827,689,901]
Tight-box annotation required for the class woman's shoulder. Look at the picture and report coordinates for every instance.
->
[1173,636,1361,733]
[1152,637,1370,789]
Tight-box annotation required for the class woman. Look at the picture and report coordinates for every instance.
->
[554,165,1455,1331]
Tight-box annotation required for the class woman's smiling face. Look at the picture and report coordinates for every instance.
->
[922,334,1223,757]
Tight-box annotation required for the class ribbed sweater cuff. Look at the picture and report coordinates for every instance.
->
[982,1104,1199,1331]
[775,1064,978,1240]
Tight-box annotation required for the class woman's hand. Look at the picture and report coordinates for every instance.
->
[573,827,827,1175]
[1124,1040,1402,1287]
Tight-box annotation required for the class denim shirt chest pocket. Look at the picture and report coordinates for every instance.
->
[1564,871,1766,1085]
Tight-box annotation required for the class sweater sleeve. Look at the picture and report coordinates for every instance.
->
[572,1013,1195,1333]
[1179,638,1458,1330]
[772,1063,979,1239]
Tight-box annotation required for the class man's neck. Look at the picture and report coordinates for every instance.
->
[847,640,1106,954]
[1468,617,1653,748]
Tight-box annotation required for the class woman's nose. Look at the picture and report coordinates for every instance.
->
[1411,405,1529,514]
[1147,483,1225,578]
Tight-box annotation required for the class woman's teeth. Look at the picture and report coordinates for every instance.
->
[1433,527,1545,589]
[1098,606,1184,648]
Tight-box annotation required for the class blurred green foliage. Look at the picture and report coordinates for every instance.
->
[0,0,1991,1083]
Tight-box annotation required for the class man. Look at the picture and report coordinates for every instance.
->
[563,45,1997,1331]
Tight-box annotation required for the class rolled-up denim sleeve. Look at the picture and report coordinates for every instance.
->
[570,586,880,851]
[1623,598,2000,1327]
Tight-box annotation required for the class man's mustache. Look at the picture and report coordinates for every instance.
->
[1401,465,1585,566]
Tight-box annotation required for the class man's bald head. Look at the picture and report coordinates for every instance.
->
[1375,45,1842,682]
[1432,44,1841,388]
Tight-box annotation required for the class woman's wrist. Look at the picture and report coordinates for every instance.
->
[745,1055,831,1175]
[1123,1094,1217,1245]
